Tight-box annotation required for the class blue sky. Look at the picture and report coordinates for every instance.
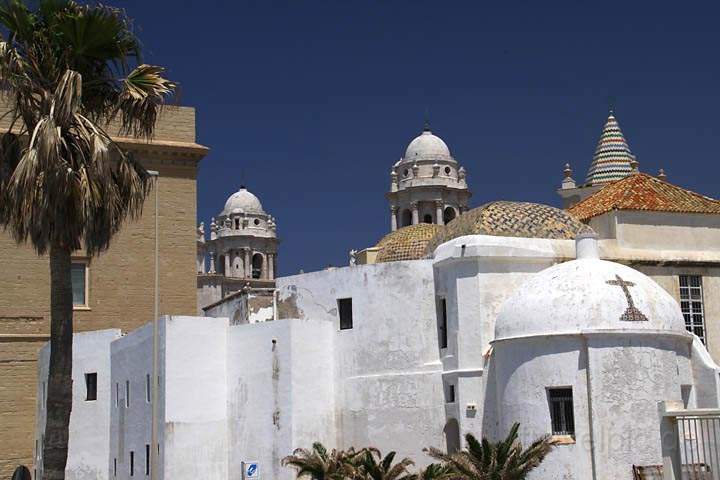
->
[122,0,720,275]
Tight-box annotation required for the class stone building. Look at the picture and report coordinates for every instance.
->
[386,123,471,230]
[0,100,208,478]
[196,186,278,318]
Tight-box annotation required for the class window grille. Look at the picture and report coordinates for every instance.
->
[548,388,575,436]
[680,275,705,344]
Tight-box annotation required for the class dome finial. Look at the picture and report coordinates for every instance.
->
[423,107,431,132]
[608,95,616,115]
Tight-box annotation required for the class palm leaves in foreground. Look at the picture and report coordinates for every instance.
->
[282,442,362,480]
[425,423,556,480]
[0,1,175,478]
[357,449,415,480]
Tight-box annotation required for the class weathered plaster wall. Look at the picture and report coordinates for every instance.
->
[227,319,335,480]
[616,211,720,251]
[36,329,121,480]
[587,335,689,479]
[492,337,593,480]
[164,316,229,480]
[277,261,447,464]
[110,323,156,480]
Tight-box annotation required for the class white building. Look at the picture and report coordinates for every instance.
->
[35,206,720,479]
[34,114,720,479]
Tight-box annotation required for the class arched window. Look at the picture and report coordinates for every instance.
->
[444,418,461,453]
[423,214,433,224]
[401,209,412,227]
[252,253,263,279]
[443,207,457,225]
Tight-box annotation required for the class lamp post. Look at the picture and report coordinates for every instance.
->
[147,169,160,480]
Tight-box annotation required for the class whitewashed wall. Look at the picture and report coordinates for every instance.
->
[36,329,121,480]
[226,319,335,480]
[277,260,447,465]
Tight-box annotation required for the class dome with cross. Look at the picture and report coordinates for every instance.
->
[494,235,687,341]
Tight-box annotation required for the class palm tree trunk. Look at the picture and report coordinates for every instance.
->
[42,246,74,480]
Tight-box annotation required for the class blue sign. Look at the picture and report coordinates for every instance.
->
[243,461,259,479]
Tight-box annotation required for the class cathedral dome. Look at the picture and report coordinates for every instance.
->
[221,187,265,216]
[375,223,444,263]
[404,128,452,160]
[425,201,592,254]
[495,236,686,341]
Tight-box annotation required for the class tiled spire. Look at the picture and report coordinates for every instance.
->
[585,110,636,185]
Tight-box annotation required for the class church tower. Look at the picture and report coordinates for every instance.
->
[196,186,279,312]
[558,109,638,209]
[386,123,471,231]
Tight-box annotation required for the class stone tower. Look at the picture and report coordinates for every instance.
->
[386,123,471,231]
[197,186,278,311]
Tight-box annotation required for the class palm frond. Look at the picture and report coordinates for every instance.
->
[113,63,176,139]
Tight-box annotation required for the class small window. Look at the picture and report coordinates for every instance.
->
[254,218,260,226]
[680,275,706,344]
[41,382,45,410]
[145,444,150,475]
[115,382,119,407]
[113,458,117,477]
[146,374,151,403]
[423,214,433,224]
[338,298,353,330]
[234,218,240,229]
[130,451,135,477]
[444,166,451,175]
[548,388,575,436]
[438,297,448,349]
[71,260,89,308]
[446,384,455,403]
[85,373,97,401]
[125,380,130,407]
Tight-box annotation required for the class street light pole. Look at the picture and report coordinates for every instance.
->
[147,170,160,480]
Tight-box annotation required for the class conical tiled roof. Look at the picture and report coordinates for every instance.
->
[585,112,635,186]
[569,173,720,221]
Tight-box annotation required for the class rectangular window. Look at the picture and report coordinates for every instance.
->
[446,384,455,403]
[85,372,97,401]
[125,380,130,407]
[71,260,89,308]
[145,444,150,475]
[113,458,117,477]
[116,382,119,408]
[438,297,448,349]
[338,298,353,330]
[680,275,706,344]
[146,374,151,403]
[548,388,575,436]
[41,382,45,410]
[130,451,134,477]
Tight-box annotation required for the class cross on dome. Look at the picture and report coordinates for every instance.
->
[606,274,648,322]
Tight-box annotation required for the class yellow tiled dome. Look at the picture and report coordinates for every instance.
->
[425,201,593,254]
[375,223,444,263]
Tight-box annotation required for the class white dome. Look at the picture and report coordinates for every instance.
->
[495,257,686,341]
[404,129,451,159]
[221,187,265,216]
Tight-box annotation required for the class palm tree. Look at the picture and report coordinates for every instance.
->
[354,449,415,480]
[425,423,556,480]
[409,463,455,480]
[282,442,363,479]
[0,1,175,478]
